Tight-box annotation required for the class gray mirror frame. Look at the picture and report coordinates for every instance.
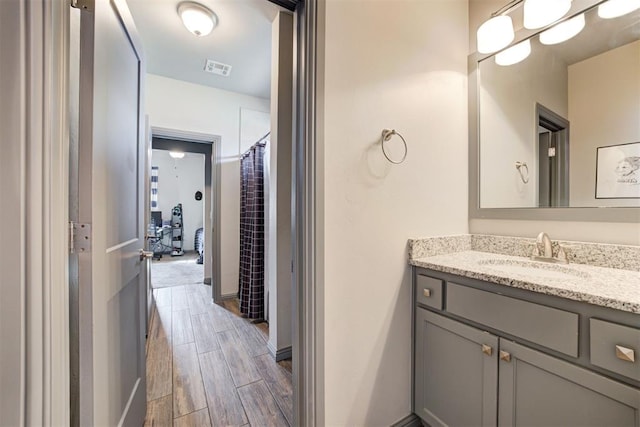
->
[469,0,640,223]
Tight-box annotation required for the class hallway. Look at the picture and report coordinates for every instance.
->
[144,283,292,426]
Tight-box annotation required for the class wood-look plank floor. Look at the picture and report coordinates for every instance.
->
[145,283,292,427]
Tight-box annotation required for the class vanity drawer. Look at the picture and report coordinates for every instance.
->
[415,274,443,310]
[590,319,640,382]
[447,283,579,357]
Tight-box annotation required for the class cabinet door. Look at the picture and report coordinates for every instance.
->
[415,308,498,427]
[499,340,640,427]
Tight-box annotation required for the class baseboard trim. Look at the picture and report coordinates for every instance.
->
[203,277,211,285]
[267,342,292,362]
[390,413,422,427]
[220,292,237,301]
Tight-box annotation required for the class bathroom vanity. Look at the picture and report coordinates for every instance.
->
[409,235,640,427]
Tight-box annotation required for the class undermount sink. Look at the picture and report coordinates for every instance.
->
[477,259,590,280]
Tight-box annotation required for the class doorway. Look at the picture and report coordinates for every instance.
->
[149,134,220,298]
[148,147,206,291]
[8,0,315,425]
[537,103,570,207]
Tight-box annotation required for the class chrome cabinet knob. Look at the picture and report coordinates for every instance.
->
[422,289,432,298]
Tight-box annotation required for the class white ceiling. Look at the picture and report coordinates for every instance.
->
[127,0,282,99]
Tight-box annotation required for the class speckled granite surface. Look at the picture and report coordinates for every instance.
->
[408,234,640,271]
[408,235,471,259]
[408,234,640,313]
[470,235,640,271]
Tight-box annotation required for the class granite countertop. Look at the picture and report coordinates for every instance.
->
[408,235,640,314]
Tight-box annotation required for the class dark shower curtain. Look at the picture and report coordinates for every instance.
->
[238,142,266,319]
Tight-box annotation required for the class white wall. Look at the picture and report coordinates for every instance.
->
[151,150,205,251]
[145,74,270,295]
[469,2,640,245]
[240,108,271,153]
[480,41,568,208]
[319,0,469,424]
[569,40,640,207]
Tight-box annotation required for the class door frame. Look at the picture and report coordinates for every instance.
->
[3,0,71,425]
[293,1,324,425]
[149,129,222,302]
[536,103,570,207]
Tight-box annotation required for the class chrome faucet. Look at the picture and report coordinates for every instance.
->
[532,232,569,264]
[536,232,553,258]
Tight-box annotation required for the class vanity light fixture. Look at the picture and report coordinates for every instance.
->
[477,0,567,54]
[539,13,585,45]
[495,39,531,66]
[476,0,576,54]
[169,151,185,159]
[598,0,640,19]
[178,2,217,37]
[477,15,515,54]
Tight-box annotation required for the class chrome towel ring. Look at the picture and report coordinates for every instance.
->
[381,129,408,164]
[515,161,529,183]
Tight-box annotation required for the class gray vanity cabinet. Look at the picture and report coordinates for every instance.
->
[413,268,640,427]
[498,340,640,427]
[415,308,498,427]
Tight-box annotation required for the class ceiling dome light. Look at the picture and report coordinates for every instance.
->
[495,39,532,66]
[598,0,640,19]
[540,13,585,45]
[524,0,572,29]
[169,151,185,159]
[178,2,217,37]
[477,15,515,54]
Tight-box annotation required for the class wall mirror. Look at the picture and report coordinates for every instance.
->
[470,0,640,221]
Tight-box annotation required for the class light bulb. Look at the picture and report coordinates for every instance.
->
[539,13,585,45]
[169,151,185,159]
[495,40,532,66]
[598,0,640,19]
[178,2,217,37]
[477,15,515,54]
[524,0,572,29]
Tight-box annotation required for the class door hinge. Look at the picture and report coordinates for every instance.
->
[70,0,94,11]
[69,221,92,254]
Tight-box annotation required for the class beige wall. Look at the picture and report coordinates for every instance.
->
[569,40,640,207]
[468,1,640,245]
[145,74,270,295]
[320,0,469,424]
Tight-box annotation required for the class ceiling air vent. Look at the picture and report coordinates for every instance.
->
[204,59,232,77]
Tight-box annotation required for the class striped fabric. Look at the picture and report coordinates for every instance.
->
[151,166,159,209]
[238,142,266,319]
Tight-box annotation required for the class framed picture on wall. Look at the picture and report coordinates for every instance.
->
[595,142,640,199]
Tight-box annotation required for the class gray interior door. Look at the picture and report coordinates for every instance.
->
[76,0,147,424]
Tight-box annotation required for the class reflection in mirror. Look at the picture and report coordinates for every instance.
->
[479,4,640,209]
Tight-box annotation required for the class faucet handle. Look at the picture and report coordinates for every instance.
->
[556,246,569,263]
[531,244,541,257]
